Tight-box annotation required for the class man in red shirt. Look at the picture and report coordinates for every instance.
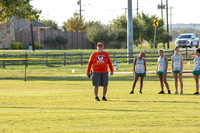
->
[87,42,114,101]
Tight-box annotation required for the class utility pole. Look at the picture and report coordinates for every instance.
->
[136,0,139,16]
[77,0,83,18]
[170,6,174,35]
[161,0,163,19]
[158,0,165,19]
[127,0,133,64]
[166,0,169,49]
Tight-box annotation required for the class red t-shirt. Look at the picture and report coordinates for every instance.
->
[87,51,114,73]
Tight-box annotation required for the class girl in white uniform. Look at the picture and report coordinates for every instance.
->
[171,47,183,94]
[157,50,171,94]
[188,48,200,95]
[130,52,146,94]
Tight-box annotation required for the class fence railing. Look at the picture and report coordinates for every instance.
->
[0,48,194,68]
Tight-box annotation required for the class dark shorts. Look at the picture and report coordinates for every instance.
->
[173,70,180,74]
[157,71,167,75]
[136,73,145,76]
[92,72,108,87]
[192,70,200,75]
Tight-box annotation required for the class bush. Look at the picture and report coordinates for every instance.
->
[55,35,68,44]
[11,41,23,49]
[34,41,44,49]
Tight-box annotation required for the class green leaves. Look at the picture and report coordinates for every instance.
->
[40,19,58,30]
[0,0,41,23]
[63,13,86,32]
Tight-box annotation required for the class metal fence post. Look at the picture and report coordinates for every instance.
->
[64,52,66,66]
[3,53,5,68]
[46,53,48,66]
[113,51,116,58]
[186,47,188,59]
[25,52,28,67]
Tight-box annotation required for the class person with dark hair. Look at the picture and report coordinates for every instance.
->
[171,47,184,94]
[157,50,171,94]
[130,52,146,94]
[87,42,114,101]
[188,48,200,95]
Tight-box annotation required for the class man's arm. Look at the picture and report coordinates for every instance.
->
[107,54,114,75]
[86,54,93,76]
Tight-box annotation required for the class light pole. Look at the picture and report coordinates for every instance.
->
[127,0,133,64]
[166,0,169,48]
[77,0,82,18]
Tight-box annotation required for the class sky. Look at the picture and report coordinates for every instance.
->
[30,0,200,27]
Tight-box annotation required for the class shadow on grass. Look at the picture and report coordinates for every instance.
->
[0,106,172,112]
[0,75,195,81]
[127,100,199,104]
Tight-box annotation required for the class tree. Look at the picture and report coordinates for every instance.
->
[110,15,127,29]
[84,20,101,30]
[141,13,166,49]
[40,19,58,30]
[112,28,127,48]
[133,15,145,46]
[86,21,127,49]
[110,14,145,47]
[63,13,86,32]
[161,33,172,49]
[86,22,110,48]
[0,0,41,23]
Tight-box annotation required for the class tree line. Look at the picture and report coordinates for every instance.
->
[0,1,172,49]
[59,13,172,49]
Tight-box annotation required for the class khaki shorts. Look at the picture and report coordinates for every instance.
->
[92,72,108,87]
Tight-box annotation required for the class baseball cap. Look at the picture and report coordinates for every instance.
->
[97,42,103,46]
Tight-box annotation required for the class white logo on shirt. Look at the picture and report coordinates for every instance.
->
[97,55,105,64]
[98,56,103,61]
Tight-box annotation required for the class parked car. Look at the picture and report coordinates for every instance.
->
[175,33,199,48]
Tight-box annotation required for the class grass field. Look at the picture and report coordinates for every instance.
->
[0,64,200,133]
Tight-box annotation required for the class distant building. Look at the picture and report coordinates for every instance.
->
[0,16,49,49]
[10,16,49,31]
[170,24,200,30]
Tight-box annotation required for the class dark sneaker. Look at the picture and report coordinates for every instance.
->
[194,92,199,95]
[158,91,165,94]
[139,91,142,94]
[130,90,134,94]
[168,90,171,94]
[180,91,183,95]
[95,97,100,101]
[102,97,107,101]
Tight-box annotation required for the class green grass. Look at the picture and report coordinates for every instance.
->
[0,65,199,132]
[0,44,193,70]
[0,43,176,54]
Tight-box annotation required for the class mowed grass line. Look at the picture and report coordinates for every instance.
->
[0,74,200,132]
